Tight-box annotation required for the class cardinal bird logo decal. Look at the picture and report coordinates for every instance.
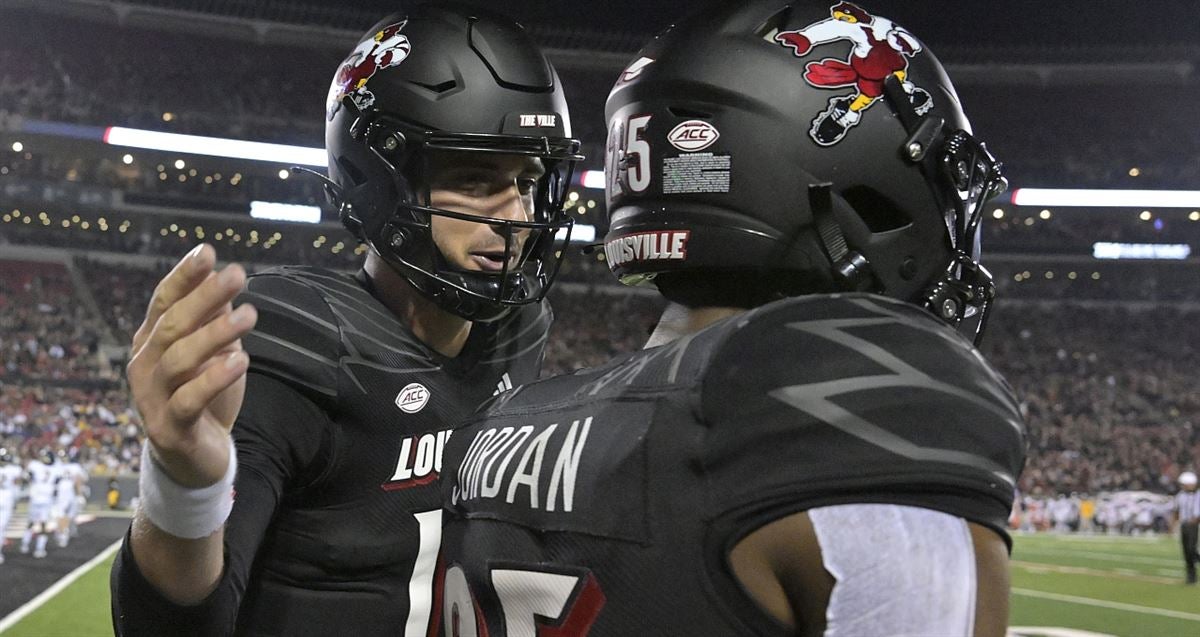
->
[327,20,412,119]
[776,2,933,146]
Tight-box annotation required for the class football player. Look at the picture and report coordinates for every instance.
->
[0,447,22,564]
[21,448,58,559]
[110,5,581,635]
[52,448,86,547]
[437,2,1026,636]
[1175,471,1199,584]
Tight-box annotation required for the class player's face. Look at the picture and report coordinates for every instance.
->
[426,151,544,273]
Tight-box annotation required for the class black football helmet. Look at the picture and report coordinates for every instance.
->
[39,447,55,465]
[320,4,583,322]
[603,0,1006,343]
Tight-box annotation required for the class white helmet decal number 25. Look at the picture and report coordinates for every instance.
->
[608,115,652,196]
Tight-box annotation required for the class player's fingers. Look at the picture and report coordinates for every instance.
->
[129,271,219,384]
[132,245,215,353]
[144,263,247,361]
[130,270,218,383]
[201,301,235,328]
[164,350,250,428]
[157,304,258,391]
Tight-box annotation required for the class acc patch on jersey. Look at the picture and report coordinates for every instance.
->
[396,382,430,414]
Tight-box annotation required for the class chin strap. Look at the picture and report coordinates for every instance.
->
[809,183,873,292]
[289,165,368,240]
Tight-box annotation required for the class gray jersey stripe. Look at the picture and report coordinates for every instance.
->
[343,359,442,375]
[245,331,341,368]
[479,332,549,365]
[323,291,420,345]
[785,318,1023,433]
[247,368,338,398]
[769,383,1015,486]
[302,276,402,330]
[340,326,434,362]
[241,292,340,333]
[488,305,551,351]
[287,270,370,295]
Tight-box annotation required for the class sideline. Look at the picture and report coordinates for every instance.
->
[1012,587,1200,621]
[0,538,123,633]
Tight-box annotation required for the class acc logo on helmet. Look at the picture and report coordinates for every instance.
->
[668,120,720,152]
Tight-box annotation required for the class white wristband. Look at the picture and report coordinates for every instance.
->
[139,437,237,539]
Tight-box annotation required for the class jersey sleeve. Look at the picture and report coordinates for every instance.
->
[111,373,334,636]
[699,295,1027,544]
[236,271,342,407]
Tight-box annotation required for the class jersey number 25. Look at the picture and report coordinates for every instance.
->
[441,563,605,636]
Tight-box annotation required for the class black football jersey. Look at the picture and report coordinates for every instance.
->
[112,266,550,637]
[437,293,1026,636]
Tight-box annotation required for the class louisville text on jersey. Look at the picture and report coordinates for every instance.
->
[382,428,453,491]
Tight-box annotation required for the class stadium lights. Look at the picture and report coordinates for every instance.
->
[556,224,595,244]
[581,170,605,190]
[1092,242,1192,260]
[1012,188,1200,209]
[249,201,322,224]
[11,141,23,152]
[104,127,326,167]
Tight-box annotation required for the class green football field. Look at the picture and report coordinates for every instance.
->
[2,532,1198,636]
[1009,532,1200,636]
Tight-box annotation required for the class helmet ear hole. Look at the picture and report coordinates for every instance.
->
[754,5,793,39]
[337,156,368,187]
[668,106,713,119]
[841,186,912,233]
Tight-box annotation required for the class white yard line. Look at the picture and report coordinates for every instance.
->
[1016,547,1180,567]
[1012,587,1200,622]
[1012,560,1179,584]
[1008,627,1117,637]
[0,538,122,633]
[1015,532,1166,543]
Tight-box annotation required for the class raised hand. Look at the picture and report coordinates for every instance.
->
[126,245,257,489]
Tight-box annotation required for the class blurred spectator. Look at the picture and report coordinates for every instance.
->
[0,383,143,477]
[0,261,108,381]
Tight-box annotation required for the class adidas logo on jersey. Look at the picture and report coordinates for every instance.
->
[492,373,514,397]
[382,429,452,491]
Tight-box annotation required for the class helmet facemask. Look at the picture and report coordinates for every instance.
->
[882,75,1007,345]
[317,7,584,323]
[321,99,582,322]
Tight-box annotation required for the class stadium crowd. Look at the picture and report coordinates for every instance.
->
[985,304,1200,497]
[0,260,109,381]
[3,9,1200,191]
[0,383,143,476]
[2,255,1198,507]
